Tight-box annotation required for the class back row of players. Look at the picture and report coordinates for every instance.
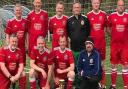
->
[0,0,128,89]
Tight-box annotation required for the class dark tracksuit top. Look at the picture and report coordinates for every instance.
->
[67,14,90,52]
[77,49,102,77]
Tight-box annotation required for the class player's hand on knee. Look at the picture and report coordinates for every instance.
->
[41,70,47,79]
[55,77,59,85]
[44,83,50,89]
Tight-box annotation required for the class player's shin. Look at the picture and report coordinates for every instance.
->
[19,75,26,89]
[66,71,75,89]
[122,69,128,89]
[29,76,36,89]
[19,71,26,89]
[111,68,117,87]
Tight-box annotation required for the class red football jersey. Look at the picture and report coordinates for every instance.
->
[0,46,23,76]
[49,15,68,48]
[5,18,27,49]
[51,47,74,70]
[87,10,107,48]
[29,46,52,72]
[26,10,48,53]
[108,12,128,44]
[26,10,48,37]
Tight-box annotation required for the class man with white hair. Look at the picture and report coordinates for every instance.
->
[0,34,25,89]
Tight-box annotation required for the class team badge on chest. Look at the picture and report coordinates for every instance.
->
[89,58,94,65]
[40,15,44,20]
[32,17,35,20]
[16,53,19,59]
[8,55,11,59]
[62,21,66,25]
[43,56,47,61]
[81,20,84,25]
[99,16,102,21]
[123,18,127,22]
[114,19,117,22]
[36,56,39,59]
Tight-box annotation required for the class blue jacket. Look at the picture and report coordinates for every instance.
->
[77,49,102,77]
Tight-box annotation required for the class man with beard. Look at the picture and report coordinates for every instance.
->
[77,37,102,89]
[0,34,24,89]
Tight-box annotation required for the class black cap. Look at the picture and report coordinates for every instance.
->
[85,37,94,45]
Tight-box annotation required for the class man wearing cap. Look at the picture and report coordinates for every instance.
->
[77,37,102,89]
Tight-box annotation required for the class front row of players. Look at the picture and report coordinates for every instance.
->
[0,34,102,89]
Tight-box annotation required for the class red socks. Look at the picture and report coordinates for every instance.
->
[122,69,128,89]
[100,69,106,86]
[66,79,73,89]
[30,81,36,89]
[111,68,117,87]
[19,76,26,89]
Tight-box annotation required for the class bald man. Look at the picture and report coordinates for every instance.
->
[26,0,48,55]
[107,0,128,89]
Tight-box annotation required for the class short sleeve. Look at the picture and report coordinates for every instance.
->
[29,48,36,60]
[48,50,55,64]
[69,51,74,64]
[4,20,12,34]
[19,51,23,64]
[0,48,6,63]
[107,15,112,28]
[47,52,53,65]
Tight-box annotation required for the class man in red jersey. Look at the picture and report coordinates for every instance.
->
[86,0,107,88]
[0,34,24,89]
[4,4,26,89]
[29,36,52,89]
[49,1,68,48]
[51,36,75,89]
[26,0,48,54]
[107,0,128,89]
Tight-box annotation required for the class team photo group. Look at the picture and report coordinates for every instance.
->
[0,0,128,89]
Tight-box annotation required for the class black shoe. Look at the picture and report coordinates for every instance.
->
[109,85,116,89]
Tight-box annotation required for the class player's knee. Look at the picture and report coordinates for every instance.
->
[111,64,117,69]
[67,71,75,79]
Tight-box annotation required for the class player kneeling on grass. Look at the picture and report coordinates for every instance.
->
[50,36,75,89]
[29,36,52,89]
[0,34,25,89]
[77,37,102,89]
